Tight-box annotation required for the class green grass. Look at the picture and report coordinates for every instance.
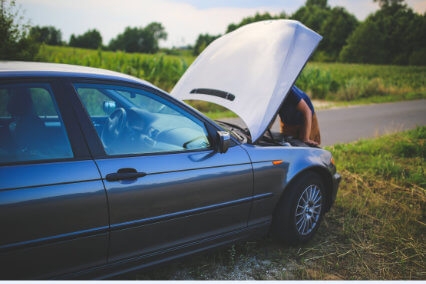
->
[132,127,425,280]
[36,45,194,92]
[36,46,426,113]
[323,127,425,279]
[297,62,426,103]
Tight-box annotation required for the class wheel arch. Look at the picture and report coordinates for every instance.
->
[270,167,330,244]
[281,166,334,213]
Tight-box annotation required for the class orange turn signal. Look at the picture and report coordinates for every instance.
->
[272,160,283,165]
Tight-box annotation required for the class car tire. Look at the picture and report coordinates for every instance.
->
[272,171,325,244]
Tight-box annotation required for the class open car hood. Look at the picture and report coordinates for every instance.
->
[171,20,322,142]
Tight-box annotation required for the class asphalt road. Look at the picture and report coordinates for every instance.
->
[316,99,426,146]
[229,99,426,146]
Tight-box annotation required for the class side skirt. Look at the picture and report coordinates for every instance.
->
[62,220,271,280]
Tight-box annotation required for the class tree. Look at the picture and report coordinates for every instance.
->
[292,0,356,61]
[340,0,426,65]
[108,27,141,52]
[30,25,62,45]
[108,22,167,53]
[226,12,281,33]
[306,0,328,9]
[319,7,358,61]
[220,1,358,62]
[193,33,220,55]
[407,13,426,65]
[339,18,387,64]
[144,22,167,53]
[0,0,38,60]
[292,2,330,33]
[69,29,102,49]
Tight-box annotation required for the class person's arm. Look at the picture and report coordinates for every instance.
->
[296,99,318,146]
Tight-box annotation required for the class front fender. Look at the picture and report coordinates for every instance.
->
[241,144,337,225]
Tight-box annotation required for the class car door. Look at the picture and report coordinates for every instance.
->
[0,80,109,279]
[72,82,254,263]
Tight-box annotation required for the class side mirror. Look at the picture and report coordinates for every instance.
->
[216,131,231,153]
[103,101,117,115]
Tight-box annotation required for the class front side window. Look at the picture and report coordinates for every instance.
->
[0,83,73,163]
[74,83,211,155]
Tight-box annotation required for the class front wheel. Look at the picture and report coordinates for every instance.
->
[272,171,326,244]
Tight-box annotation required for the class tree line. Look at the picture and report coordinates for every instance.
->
[195,0,425,65]
[0,0,168,57]
[29,22,167,54]
[1,0,425,65]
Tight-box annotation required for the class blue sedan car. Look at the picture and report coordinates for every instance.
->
[0,20,340,279]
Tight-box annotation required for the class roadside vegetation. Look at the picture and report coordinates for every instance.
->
[3,0,425,116]
[297,63,426,103]
[36,45,192,92]
[36,45,426,118]
[132,126,425,280]
[4,0,425,66]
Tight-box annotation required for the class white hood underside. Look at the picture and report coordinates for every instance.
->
[171,20,322,142]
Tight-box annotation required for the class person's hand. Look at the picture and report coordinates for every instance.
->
[304,139,320,148]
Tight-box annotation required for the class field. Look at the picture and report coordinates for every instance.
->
[297,62,426,103]
[132,127,425,280]
[37,45,426,108]
[36,45,193,92]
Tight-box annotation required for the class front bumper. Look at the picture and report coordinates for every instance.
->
[330,172,342,208]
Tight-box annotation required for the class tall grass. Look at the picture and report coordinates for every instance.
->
[323,127,425,279]
[36,45,193,92]
[297,63,426,103]
[36,45,426,106]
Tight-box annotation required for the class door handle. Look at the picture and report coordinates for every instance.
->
[106,168,147,182]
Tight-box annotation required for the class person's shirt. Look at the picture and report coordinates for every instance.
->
[278,86,315,126]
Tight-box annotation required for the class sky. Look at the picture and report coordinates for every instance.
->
[17,0,426,48]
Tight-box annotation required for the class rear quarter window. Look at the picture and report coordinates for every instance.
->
[0,83,74,164]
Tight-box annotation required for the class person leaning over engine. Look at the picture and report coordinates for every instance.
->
[278,85,321,147]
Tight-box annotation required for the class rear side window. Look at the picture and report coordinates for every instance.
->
[0,83,74,164]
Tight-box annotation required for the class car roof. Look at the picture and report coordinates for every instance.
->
[0,61,158,89]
